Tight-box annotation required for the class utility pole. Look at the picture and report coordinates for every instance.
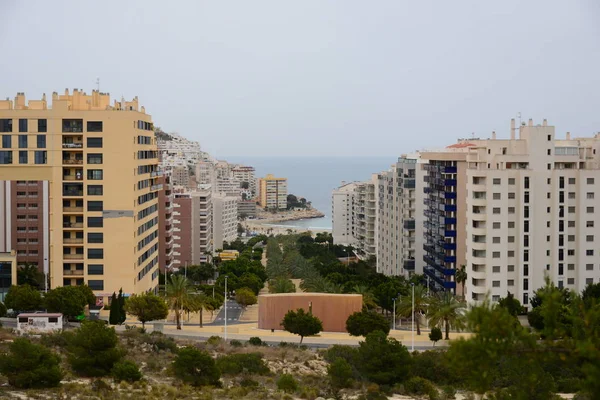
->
[224,276,228,341]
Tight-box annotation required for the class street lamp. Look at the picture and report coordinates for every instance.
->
[392,298,396,331]
[411,283,415,352]
[224,276,228,341]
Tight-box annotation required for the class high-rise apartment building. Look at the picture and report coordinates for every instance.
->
[196,161,216,186]
[0,90,160,301]
[172,188,213,267]
[259,174,287,210]
[462,119,600,307]
[353,177,378,258]
[232,166,257,197]
[158,173,174,273]
[212,195,238,250]
[171,166,190,187]
[332,182,358,246]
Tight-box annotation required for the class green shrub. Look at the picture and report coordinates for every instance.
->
[216,353,269,375]
[206,335,223,346]
[0,338,63,388]
[429,327,443,345]
[173,346,221,387]
[404,376,436,396]
[323,344,359,365]
[0,302,6,317]
[277,374,298,393]
[68,320,124,377]
[40,331,74,349]
[346,310,390,336]
[411,350,453,386]
[357,331,412,386]
[229,339,243,347]
[248,337,263,346]
[328,357,353,389]
[145,332,178,353]
[556,378,583,393]
[111,360,142,383]
[441,385,456,399]
[240,377,259,388]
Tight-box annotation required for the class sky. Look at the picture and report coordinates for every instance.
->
[1,1,599,157]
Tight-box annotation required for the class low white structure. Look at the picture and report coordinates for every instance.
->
[17,313,63,334]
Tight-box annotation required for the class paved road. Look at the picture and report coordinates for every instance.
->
[208,299,243,326]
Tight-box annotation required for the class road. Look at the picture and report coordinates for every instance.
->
[207,299,243,326]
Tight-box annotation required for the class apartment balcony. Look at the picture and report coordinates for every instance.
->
[62,142,83,149]
[63,238,84,244]
[443,204,457,212]
[63,269,84,276]
[63,206,83,213]
[403,259,415,270]
[471,197,486,207]
[63,159,83,165]
[63,254,84,260]
[63,174,83,181]
[63,189,83,197]
[63,222,84,229]
[150,184,163,191]
[403,220,416,230]
[150,170,163,177]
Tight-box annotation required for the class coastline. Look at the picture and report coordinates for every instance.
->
[253,208,325,224]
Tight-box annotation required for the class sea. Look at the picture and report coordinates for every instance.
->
[223,156,398,230]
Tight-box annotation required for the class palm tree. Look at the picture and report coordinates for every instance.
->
[455,265,468,300]
[166,274,194,330]
[428,291,466,340]
[352,284,378,310]
[397,285,428,335]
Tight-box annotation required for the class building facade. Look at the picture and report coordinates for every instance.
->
[259,174,287,210]
[0,90,160,301]
[172,188,213,268]
[212,195,238,250]
[332,182,358,246]
[158,173,174,273]
[237,200,257,218]
[231,166,257,197]
[171,166,190,187]
[353,177,378,258]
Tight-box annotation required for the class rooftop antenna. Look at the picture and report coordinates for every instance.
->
[96,78,100,92]
[517,112,522,132]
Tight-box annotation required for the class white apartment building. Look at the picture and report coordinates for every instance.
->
[212,195,238,250]
[196,161,216,186]
[376,168,398,275]
[463,119,600,308]
[171,166,190,187]
[232,166,257,197]
[332,182,358,246]
[158,133,210,169]
[353,176,378,258]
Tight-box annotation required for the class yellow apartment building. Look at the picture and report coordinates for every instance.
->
[0,89,161,303]
[258,174,287,210]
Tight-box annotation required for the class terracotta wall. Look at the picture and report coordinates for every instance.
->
[258,293,362,333]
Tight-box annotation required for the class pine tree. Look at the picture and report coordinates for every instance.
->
[117,288,126,324]
[109,292,119,325]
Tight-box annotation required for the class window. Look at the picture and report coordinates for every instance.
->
[88,280,104,290]
[493,207,500,214]
[0,119,13,132]
[524,177,530,189]
[547,163,552,170]
[508,236,515,243]
[508,207,515,214]
[87,121,103,132]
[87,185,103,195]
[547,134,552,141]
[88,264,104,275]
[568,221,576,228]
[88,249,104,259]
[568,235,575,242]
[48,317,58,323]
[87,169,103,180]
[547,192,551,199]
[18,119,27,132]
[559,264,564,275]
[508,192,515,199]
[492,251,500,258]
[547,206,551,213]
[508,221,515,228]
[87,137,103,148]
[508,265,515,272]
[587,221,594,228]
[34,151,47,164]
[87,153,102,164]
[568,249,575,256]
[548,178,552,185]
[36,135,46,148]
[523,293,529,305]
[547,149,551,155]
[524,249,529,262]
[524,235,529,247]
[87,201,103,212]
[493,178,501,185]
[587,192,594,200]
[88,233,103,243]
[586,264,594,271]
[2,135,11,148]
[18,135,27,148]
[524,278,529,290]
[524,220,529,233]
[586,235,594,242]
[38,119,47,133]
[587,207,594,213]
[508,251,515,257]
[492,295,500,302]
[0,151,12,164]
[508,178,515,185]
[493,222,501,229]
[62,119,83,132]
[524,192,529,203]
[493,237,501,244]
[586,278,594,285]
[568,264,575,271]
[568,278,575,285]
[492,281,500,287]
[587,250,594,256]
[569,177,576,184]
[569,192,576,199]
[493,193,501,200]
[18,151,27,164]
[493,266,501,273]
[508,280,515,286]
[87,217,103,228]
[568,206,576,214]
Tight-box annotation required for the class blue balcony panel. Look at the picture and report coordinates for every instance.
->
[444,204,457,212]
[444,255,456,263]
[445,217,457,225]
[444,230,457,237]
[444,192,457,199]
[443,166,457,173]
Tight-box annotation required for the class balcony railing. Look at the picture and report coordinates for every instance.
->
[63,159,83,165]
[62,143,83,148]
[63,270,84,276]
[63,222,84,228]
[64,238,84,244]
[63,190,83,196]
[63,175,83,181]
[63,207,83,212]
[63,254,84,260]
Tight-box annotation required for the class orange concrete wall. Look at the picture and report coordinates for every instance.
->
[258,293,362,333]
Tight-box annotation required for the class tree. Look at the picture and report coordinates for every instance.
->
[235,287,257,309]
[172,347,221,387]
[582,282,600,309]
[429,327,442,346]
[16,264,44,289]
[123,292,169,329]
[268,278,296,293]
[117,288,126,324]
[44,286,88,321]
[185,263,215,283]
[455,265,467,299]
[237,223,245,235]
[237,272,264,295]
[68,321,124,377]
[0,302,6,317]
[346,310,390,336]
[427,291,466,340]
[111,360,142,383]
[357,330,412,385]
[351,284,378,310]
[374,281,406,314]
[397,285,428,335]
[109,292,120,325]
[4,284,43,312]
[497,291,525,317]
[328,357,354,389]
[240,181,250,189]
[281,308,323,343]
[0,338,63,388]
[166,274,194,330]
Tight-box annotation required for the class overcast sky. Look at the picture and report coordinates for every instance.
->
[1,1,599,157]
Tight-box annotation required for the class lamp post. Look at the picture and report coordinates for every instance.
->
[392,298,396,330]
[224,276,228,341]
[411,283,415,352]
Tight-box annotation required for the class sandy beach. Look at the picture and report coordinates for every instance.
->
[243,220,331,236]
